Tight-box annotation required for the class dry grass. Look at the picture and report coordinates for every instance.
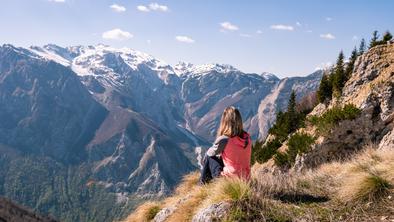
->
[167,176,252,221]
[162,172,201,207]
[165,182,208,221]
[125,146,394,221]
[335,148,394,204]
[202,177,251,204]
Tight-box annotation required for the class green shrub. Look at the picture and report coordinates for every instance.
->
[252,139,282,164]
[253,91,314,164]
[287,133,316,161]
[308,104,361,133]
[274,152,290,167]
[274,133,315,167]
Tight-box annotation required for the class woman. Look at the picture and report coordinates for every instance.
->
[199,106,252,184]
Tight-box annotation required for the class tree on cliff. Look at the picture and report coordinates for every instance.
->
[317,73,332,103]
[332,51,346,96]
[383,31,393,42]
[369,31,379,48]
[358,38,366,55]
[287,90,298,132]
[345,47,358,80]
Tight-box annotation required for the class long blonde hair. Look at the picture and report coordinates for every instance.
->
[217,106,244,138]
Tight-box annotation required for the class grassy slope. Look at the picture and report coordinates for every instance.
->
[125,147,394,221]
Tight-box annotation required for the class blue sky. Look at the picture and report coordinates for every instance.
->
[0,0,393,77]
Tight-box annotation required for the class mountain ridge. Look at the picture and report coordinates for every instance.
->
[0,43,322,221]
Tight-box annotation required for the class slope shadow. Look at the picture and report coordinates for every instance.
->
[273,192,330,204]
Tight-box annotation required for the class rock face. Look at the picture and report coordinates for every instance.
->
[342,44,394,150]
[178,63,322,141]
[179,68,279,141]
[153,207,176,222]
[0,197,57,222]
[300,43,394,168]
[0,45,107,163]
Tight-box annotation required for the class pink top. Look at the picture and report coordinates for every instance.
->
[221,132,252,180]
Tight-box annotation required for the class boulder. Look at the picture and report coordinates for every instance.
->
[192,202,231,222]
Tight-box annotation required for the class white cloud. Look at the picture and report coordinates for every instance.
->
[306,30,313,33]
[102,29,133,41]
[325,17,333,21]
[256,30,263,34]
[147,40,152,44]
[48,0,65,3]
[137,3,169,12]
[240,33,252,38]
[352,35,358,41]
[296,22,302,27]
[137,5,150,12]
[220,22,239,31]
[320,33,336,40]
[175,36,195,43]
[110,4,126,12]
[270,24,294,31]
[149,2,168,11]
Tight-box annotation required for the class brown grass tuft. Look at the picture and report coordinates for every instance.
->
[336,148,394,204]
[124,201,161,222]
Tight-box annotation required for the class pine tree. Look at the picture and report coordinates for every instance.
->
[332,51,346,96]
[369,31,379,48]
[345,47,358,80]
[383,31,393,42]
[358,38,366,55]
[317,73,332,103]
[287,90,298,132]
[287,90,296,115]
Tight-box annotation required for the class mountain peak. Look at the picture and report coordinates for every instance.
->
[174,62,240,76]
[260,72,279,80]
[194,63,239,74]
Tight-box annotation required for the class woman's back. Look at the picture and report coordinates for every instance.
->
[199,106,252,184]
[221,132,251,180]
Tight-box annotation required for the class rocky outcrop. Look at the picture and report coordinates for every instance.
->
[299,43,394,168]
[191,202,231,222]
[153,194,192,222]
[150,197,231,222]
[153,207,176,222]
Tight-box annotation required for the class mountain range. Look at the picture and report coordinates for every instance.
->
[0,43,322,221]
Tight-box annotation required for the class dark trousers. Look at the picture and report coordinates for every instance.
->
[199,155,224,184]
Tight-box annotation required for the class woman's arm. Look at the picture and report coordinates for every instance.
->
[206,135,229,156]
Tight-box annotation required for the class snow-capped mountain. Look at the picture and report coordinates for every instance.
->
[30,44,177,84]
[25,44,323,141]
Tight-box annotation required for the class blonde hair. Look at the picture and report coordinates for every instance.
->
[217,106,244,137]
